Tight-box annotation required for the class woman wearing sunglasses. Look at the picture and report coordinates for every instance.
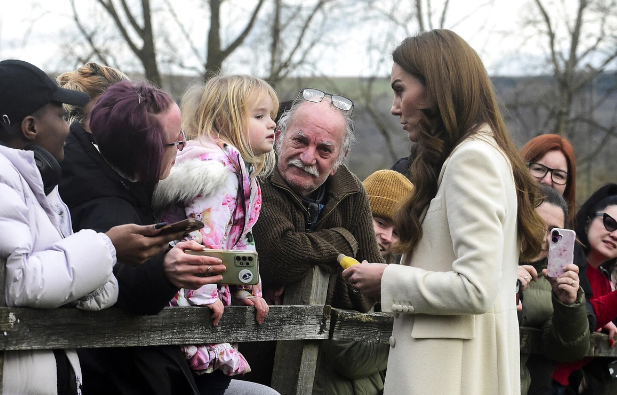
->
[552,183,617,394]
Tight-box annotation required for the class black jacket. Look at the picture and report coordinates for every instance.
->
[58,121,198,395]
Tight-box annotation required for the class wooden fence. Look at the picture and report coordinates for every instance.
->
[1,264,617,394]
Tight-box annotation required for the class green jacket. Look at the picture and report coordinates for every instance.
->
[312,340,389,395]
[519,258,590,395]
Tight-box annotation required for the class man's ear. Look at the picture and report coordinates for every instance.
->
[20,116,38,142]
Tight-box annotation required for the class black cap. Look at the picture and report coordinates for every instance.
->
[0,59,89,135]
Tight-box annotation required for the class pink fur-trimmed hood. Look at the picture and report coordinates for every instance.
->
[152,138,231,212]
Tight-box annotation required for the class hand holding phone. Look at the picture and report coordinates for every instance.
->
[547,228,576,278]
[156,219,204,236]
[186,249,259,285]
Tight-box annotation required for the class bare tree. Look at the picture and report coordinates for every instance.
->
[203,0,265,77]
[530,0,617,136]
[93,0,161,86]
[68,0,266,84]
[351,0,494,164]
[264,0,332,88]
[499,0,617,197]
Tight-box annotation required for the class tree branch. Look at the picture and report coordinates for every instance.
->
[120,0,144,35]
[439,0,450,28]
[70,0,110,65]
[221,0,266,59]
[271,0,330,79]
[162,0,203,63]
[415,0,425,32]
[96,0,142,56]
[534,0,563,79]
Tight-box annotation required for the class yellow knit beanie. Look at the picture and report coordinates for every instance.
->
[362,170,414,220]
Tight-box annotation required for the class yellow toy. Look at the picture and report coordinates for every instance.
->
[337,254,360,270]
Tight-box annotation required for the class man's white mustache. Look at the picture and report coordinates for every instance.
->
[288,159,319,176]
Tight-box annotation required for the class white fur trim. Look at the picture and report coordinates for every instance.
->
[153,159,229,212]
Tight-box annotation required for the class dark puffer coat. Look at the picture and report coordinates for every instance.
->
[58,121,198,395]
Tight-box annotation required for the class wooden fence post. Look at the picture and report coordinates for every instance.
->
[270,266,329,395]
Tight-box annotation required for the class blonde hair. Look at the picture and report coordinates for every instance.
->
[57,62,129,126]
[181,75,279,176]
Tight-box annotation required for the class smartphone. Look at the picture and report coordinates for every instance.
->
[186,249,259,285]
[157,219,204,236]
[547,228,576,278]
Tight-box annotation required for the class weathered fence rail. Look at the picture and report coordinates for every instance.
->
[1,265,617,394]
[0,305,330,350]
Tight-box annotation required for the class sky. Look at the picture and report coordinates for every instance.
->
[0,0,546,77]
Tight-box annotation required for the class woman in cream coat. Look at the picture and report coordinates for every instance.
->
[343,30,545,395]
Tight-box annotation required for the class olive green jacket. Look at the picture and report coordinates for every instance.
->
[519,258,590,395]
[312,340,389,395]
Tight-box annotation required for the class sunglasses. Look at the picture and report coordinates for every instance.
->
[297,88,353,111]
[594,212,617,233]
[164,130,186,151]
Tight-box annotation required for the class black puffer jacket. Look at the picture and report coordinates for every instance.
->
[58,121,198,395]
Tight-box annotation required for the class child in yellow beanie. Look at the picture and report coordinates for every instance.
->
[362,170,413,264]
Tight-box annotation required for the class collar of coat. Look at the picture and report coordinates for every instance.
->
[0,145,60,228]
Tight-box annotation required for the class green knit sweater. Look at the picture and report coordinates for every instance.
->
[254,164,384,312]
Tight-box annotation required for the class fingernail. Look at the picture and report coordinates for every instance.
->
[154,222,168,229]
[610,339,614,348]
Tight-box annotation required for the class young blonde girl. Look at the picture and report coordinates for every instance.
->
[153,75,278,394]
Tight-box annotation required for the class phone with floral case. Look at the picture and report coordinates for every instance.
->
[547,228,576,278]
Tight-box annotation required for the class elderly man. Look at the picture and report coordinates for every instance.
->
[252,89,387,394]
[254,88,382,309]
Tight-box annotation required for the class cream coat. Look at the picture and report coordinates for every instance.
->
[381,130,521,395]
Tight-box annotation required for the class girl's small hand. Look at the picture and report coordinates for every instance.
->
[542,263,579,305]
[342,261,387,300]
[239,297,269,324]
[207,299,225,326]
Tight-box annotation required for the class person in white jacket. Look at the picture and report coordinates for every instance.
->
[0,59,226,395]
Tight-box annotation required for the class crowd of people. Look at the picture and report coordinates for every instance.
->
[1,28,616,395]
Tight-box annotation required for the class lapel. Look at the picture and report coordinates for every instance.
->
[403,124,495,265]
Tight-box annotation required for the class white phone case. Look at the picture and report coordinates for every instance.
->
[547,228,576,278]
